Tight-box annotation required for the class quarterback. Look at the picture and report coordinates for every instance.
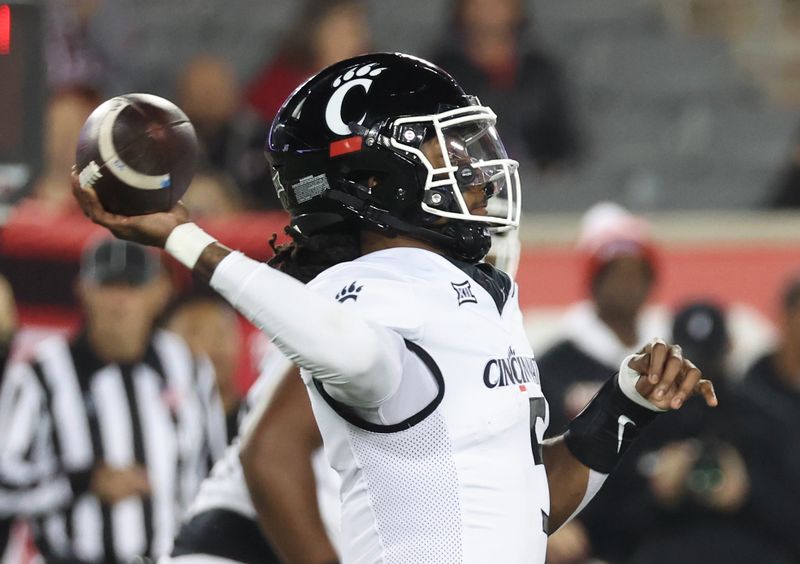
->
[164,229,521,564]
[73,53,716,564]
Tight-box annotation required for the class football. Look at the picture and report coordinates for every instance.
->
[75,93,198,215]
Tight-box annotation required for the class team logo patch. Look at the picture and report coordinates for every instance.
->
[451,280,477,305]
[336,281,363,303]
[324,62,386,136]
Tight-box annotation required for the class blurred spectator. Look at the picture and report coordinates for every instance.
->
[31,88,100,213]
[744,275,800,431]
[541,202,664,436]
[0,273,17,557]
[181,170,244,219]
[545,519,591,564]
[175,55,270,208]
[768,130,800,208]
[622,301,800,564]
[539,202,667,562]
[240,0,371,208]
[432,0,580,173]
[0,239,226,563]
[177,55,242,173]
[245,0,371,122]
[45,0,105,91]
[164,292,244,442]
[0,273,17,380]
[742,278,800,554]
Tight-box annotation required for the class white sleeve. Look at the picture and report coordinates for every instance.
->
[210,251,405,408]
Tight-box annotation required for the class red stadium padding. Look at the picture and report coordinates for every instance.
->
[516,244,800,322]
[3,202,799,321]
[0,201,290,261]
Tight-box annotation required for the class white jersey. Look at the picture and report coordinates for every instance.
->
[304,248,550,564]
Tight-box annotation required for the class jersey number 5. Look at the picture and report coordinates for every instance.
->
[528,397,546,466]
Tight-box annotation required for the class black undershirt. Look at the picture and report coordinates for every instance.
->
[446,258,513,315]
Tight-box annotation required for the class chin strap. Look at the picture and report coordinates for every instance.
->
[321,189,491,262]
[436,222,492,262]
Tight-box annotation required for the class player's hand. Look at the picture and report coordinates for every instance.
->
[71,167,190,248]
[628,338,717,410]
[90,463,152,504]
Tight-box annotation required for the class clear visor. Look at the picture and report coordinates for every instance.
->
[484,193,521,276]
[389,106,522,228]
[486,228,521,277]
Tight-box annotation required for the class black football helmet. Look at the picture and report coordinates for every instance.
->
[265,52,521,262]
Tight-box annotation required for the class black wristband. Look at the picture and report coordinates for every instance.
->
[563,374,661,473]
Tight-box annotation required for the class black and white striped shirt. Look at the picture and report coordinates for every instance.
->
[0,330,227,562]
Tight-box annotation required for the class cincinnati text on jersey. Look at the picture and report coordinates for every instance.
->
[483,348,540,388]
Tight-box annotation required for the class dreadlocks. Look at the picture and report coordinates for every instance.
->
[268,223,362,284]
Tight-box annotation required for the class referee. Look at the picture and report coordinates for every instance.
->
[0,239,227,563]
[0,273,18,557]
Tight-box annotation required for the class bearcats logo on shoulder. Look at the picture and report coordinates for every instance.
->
[325,63,387,136]
[336,281,364,303]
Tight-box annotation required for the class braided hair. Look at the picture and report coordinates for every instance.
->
[268,222,362,284]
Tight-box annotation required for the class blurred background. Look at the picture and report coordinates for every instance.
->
[2,0,797,375]
[1,0,799,563]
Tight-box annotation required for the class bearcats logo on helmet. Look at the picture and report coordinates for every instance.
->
[324,63,386,136]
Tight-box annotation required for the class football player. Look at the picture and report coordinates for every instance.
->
[160,229,520,564]
[74,53,716,564]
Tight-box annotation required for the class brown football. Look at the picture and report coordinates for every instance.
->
[75,93,198,215]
